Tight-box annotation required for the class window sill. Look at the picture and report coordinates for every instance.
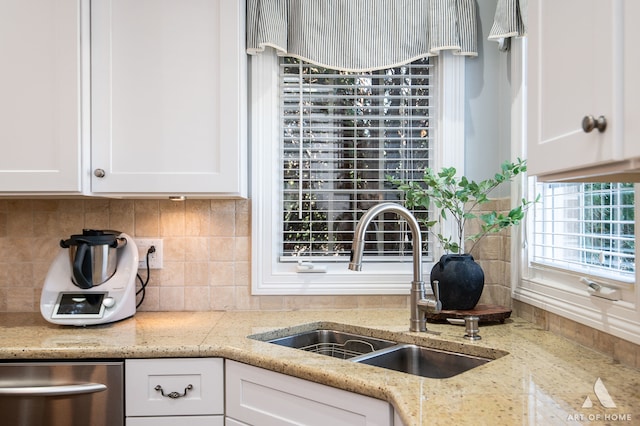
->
[513,278,640,345]
[251,265,428,296]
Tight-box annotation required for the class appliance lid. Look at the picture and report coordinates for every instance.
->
[60,229,123,249]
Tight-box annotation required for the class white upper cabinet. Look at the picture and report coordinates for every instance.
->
[91,0,247,197]
[623,1,640,161]
[527,0,640,181]
[0,0,82,193]
[0,0,246,197]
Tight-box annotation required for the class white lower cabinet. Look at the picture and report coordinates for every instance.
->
[125,358,224,425]
[225,360,393,426]
[225,418,250,426]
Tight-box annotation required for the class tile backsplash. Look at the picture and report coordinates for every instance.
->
[3,198,636,368]
[0,198,510,313]
[0,198,427,312]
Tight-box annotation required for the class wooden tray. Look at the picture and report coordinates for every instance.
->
[426,304,512,323]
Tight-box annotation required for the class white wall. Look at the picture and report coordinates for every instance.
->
[465,0,513,196]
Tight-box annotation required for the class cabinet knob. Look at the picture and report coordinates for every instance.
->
[94,169,106,178]
[582,115,607,133]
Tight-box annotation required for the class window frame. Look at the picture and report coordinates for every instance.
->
[511,38,640,345]
[250,51,466,295]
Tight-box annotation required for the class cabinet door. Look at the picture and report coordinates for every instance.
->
[226,360,392,426]
[225,418,250,426]
[624,0,640,159]
[127,416,223,426]
[527,0,622,177]
[91,0,246,196]
[0,0,82,192]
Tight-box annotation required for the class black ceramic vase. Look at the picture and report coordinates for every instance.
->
[430,254,484,310]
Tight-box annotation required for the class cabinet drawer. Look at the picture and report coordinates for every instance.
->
[127,415,223,426]
[126,358,223,416]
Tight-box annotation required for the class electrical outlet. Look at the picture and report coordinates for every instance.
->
[134,238,163,269]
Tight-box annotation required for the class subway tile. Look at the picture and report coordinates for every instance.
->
[56,199,84,212]
[235,199,250,237]
[184,286,210,311]
[8,210,34,236]
[210,199,236,214]
[3,262,34,288]
[160,204,186,236]
[234,236,250,262]
[210,212,235,237]
[109,199,135,217]
[185,199,211,236]
[84,211,110,230]
[210,286,236,311]
[209,262,235,286]
[234,285,260,310]
[0,289,7,311]
[233,261,250,287]
[137,286,159,312]
[183,237,209,262]
[0,212,6,237]
[209,237,235,261]
[259,296,285,311]
[163,237,186,262]
[7,200,34,212]
[135,200,160,213]
[159,262,184,287]
[184,262,209,286]
[5,287,35,312]
[134,211,160,236]
[158,286,184,311]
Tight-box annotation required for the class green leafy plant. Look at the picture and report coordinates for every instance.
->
[390,158,538,254]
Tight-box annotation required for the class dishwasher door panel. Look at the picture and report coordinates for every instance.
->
[0,361,124,426]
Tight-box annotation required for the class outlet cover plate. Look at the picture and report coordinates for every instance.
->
[134,238,163,269]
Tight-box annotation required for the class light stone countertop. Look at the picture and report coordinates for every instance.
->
[1,310,638,425]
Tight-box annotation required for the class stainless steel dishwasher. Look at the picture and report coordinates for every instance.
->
[0,361,123,426]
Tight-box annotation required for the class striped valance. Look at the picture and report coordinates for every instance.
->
[246,0,478,72]
[488,0,527,41]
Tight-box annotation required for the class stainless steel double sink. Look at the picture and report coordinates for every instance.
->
[251,328,499,379]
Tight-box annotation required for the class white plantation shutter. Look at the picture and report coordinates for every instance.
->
[279,58,435,263]
[531,182,635,282]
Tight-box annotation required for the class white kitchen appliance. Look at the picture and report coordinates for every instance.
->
[40,230,138,326]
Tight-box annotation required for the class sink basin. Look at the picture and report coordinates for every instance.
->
[352,344,491,379]
[266,330,397,359]
[251,324,501,379]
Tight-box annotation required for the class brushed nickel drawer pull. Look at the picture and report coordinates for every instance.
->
[154,384,193,399]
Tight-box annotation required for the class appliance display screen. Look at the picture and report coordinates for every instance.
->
[53,293,106,317]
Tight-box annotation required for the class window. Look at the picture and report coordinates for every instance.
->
[280,57,434,263]
[251,52,465,295]
[518,179,639,343]
[530,182,635,282]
